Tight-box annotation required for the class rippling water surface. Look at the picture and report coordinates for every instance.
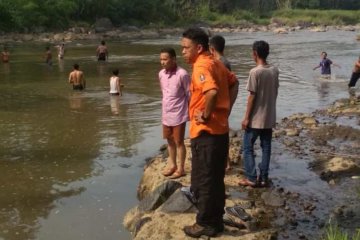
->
[0,30,358,240]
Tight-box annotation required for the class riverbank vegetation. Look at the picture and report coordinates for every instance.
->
[0,0,359,32]
[323,224,360,240]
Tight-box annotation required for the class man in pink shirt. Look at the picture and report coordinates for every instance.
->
[159,47,190,179]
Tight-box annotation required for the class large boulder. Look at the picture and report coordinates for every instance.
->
[94,18,113,33]
[138,180,182,212]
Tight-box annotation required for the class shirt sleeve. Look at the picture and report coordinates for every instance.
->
[227,70,237,87]
[193,65,218,94]
[181,72,191,100]
[246,69,257,93]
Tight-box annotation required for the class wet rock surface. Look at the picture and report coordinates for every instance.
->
[124,96,360,239]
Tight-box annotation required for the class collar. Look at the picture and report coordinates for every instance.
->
[165,64,177,78]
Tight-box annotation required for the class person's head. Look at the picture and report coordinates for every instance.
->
[101,40,106,45]
[181,27,209,64]
[46,46,50,51]
[3,46,8,52]
[73,63,79,70]
[209,35,226,55]
[321,52,327,59]
[112,68,119,76]
[252,40,270,62]
[160,47,177,70]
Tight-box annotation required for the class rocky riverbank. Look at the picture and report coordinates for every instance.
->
[123,93,360,240]
[1,22,360,44]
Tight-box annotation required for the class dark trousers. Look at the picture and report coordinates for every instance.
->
[73,85,84,90]
[349,72,360,87]
[190,131,228,228]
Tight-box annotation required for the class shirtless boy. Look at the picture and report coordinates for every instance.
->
[69,64,86,90]
[96,41,108,61]
[1,47,10,63]
[44,46,52,66]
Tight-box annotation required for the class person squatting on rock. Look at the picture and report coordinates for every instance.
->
[348,55,360,90]
[239,40,279,188]
[181,27,238,238]
[159,47,191,179]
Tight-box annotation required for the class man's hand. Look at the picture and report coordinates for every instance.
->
[194,109,208,124]
[242,118,249,130]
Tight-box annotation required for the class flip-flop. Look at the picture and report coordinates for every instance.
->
[161,167,177,177]
[169,171,186,179]
[238,178,257,187]
[223,214,246,229]
[225,206,252,222]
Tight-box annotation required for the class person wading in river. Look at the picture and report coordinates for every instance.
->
[68,63,86,90]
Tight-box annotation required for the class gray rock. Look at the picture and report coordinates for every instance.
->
[159,189,197,213]
[94,18,113,33]
[261,191,285,207]
[138,181,182,212]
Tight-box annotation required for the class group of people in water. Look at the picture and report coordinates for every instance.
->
[1,28,359,238]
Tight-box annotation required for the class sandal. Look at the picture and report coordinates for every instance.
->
[161,167,177,177]
[169,170,186,179]
[225,206,252,221]
[238,178,257,187]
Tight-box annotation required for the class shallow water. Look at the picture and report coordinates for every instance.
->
[0,30,359,240]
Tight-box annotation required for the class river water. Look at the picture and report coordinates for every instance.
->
[0,30,358,240]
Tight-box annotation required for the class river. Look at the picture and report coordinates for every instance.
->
[0,30,358,240]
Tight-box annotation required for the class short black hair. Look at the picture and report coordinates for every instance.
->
[112,68,119,75]
[160,47,176,58]
[101,40,106,45]
[322,51,327,57]
[73,63,79,69]
[182,27,209,51]
[210,35,225,53]
[252,40,269,60]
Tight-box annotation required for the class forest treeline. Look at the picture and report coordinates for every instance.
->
[0,0,359,32]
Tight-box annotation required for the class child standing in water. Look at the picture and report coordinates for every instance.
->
[313,52,340,78]
[44,46,52,66]
[109,69,122,96]
[1,46,10,63]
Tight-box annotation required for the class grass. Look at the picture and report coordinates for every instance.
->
[176,8,359,28]
[273,9,360,26]
[323,224,360,240]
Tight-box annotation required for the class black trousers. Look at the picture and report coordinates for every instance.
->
[349,72,360,87]
[190,131,228,228]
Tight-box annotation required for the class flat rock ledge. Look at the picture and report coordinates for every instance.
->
[124,94,360,240]
[124,135,283,240]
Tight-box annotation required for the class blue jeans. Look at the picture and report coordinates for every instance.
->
[243,128,272,182]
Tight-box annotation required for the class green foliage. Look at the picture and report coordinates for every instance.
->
[323,224,360,240]
[0,0,359,32]
[273,9,360,26]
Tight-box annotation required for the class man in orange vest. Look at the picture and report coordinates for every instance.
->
[181,27,239,238]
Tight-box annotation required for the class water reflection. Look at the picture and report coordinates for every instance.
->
[69,92,83,110]
[109,95,120,115]
[58,59,65,73]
